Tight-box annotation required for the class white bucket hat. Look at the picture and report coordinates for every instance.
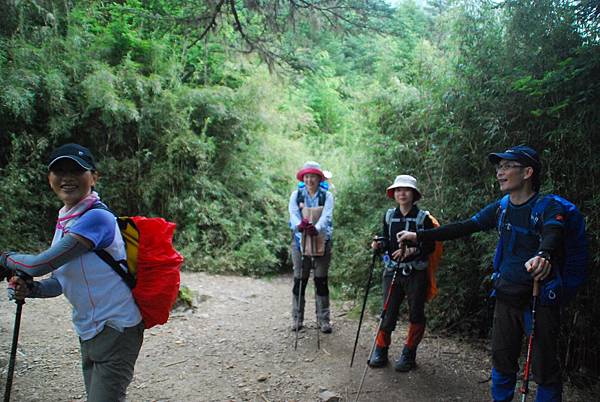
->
[386,175,421,201]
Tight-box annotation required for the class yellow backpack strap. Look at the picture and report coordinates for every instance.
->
[117,217,140,275]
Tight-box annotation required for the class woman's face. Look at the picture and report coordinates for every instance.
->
[303,173,321,193]
[48,159,97,209]
[394,187,414,208]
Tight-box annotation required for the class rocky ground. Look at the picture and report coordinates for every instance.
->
[0,272,594,401]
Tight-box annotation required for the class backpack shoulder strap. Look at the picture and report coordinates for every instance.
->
[296,188,305,207]
[530,194,552,231]
[416,209,429,231]
[496,194,510,233]
[86,203,136,289]
[318,189,327,206]
[385,208,395,226]
[94,249,136,289]
[492,195,511,273]
[385,208,396,240]
[86,201,116,216]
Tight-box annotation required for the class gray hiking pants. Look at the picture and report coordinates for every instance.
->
[80,321,144,402]
[291,239,332,324]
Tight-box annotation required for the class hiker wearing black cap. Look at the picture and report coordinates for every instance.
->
[1,144,144,402]
[398,145,565,401]
[289,161,335,333]
[368,175,437,371]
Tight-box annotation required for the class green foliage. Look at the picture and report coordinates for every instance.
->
[175,285,195,310]
[0,2,293,277]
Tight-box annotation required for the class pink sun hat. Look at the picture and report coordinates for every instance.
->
[296,161,324,181]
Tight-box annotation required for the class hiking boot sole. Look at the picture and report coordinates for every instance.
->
[394,362,416,372]
[368,359,388,368]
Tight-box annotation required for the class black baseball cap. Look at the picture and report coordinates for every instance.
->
[488,145,540,170]
[48,143,97,171]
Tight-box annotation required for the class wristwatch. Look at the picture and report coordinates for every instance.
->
[536,250,551,261]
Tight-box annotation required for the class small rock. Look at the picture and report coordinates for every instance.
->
[319,390,341,402]
[257,374,268,382]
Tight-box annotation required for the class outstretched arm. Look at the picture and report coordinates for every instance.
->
[398,219,481,245]
[2,234,92,278]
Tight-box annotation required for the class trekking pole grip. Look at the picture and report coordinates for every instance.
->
[532,280,540,297]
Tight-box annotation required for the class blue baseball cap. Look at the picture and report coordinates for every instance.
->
[48,143,97,171]
[488,145,540,169]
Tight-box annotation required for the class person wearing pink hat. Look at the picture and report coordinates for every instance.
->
[369,175,436,372]
[288,161,335,333]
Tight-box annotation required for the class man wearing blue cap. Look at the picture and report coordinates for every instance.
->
[398,145,566,401]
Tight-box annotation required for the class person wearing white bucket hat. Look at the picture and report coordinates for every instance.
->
[288,161,335,333]
[368,174,437,372]
[397,145,570,402]
[385,175,422,201]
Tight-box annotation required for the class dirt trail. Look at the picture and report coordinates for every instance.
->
[0,272,588,401]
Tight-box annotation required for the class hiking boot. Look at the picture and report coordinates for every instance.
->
[315,294,331,331]
[368,346,388,368]
[291,283,305,332]
[319,321,332,334]
[394,346,417,372]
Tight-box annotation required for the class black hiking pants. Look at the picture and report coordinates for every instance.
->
[492,298,561,385]
[380,268,427,335]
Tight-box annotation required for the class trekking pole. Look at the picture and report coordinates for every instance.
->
[350,247,380,367]
[4,298,25,402]
[294,234,308,351]
[4,270,32,402]
[519,280,540,402]
[294,276,304,351]
[354,244,405,402]
[311,233,320,351]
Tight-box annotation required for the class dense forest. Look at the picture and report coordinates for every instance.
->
[1,0,599,388]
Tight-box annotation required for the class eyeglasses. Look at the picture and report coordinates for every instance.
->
[495,163,525,173]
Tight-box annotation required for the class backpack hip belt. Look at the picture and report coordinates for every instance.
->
[384,259,428,275]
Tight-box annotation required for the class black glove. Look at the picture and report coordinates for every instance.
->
[7,271,34,300]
